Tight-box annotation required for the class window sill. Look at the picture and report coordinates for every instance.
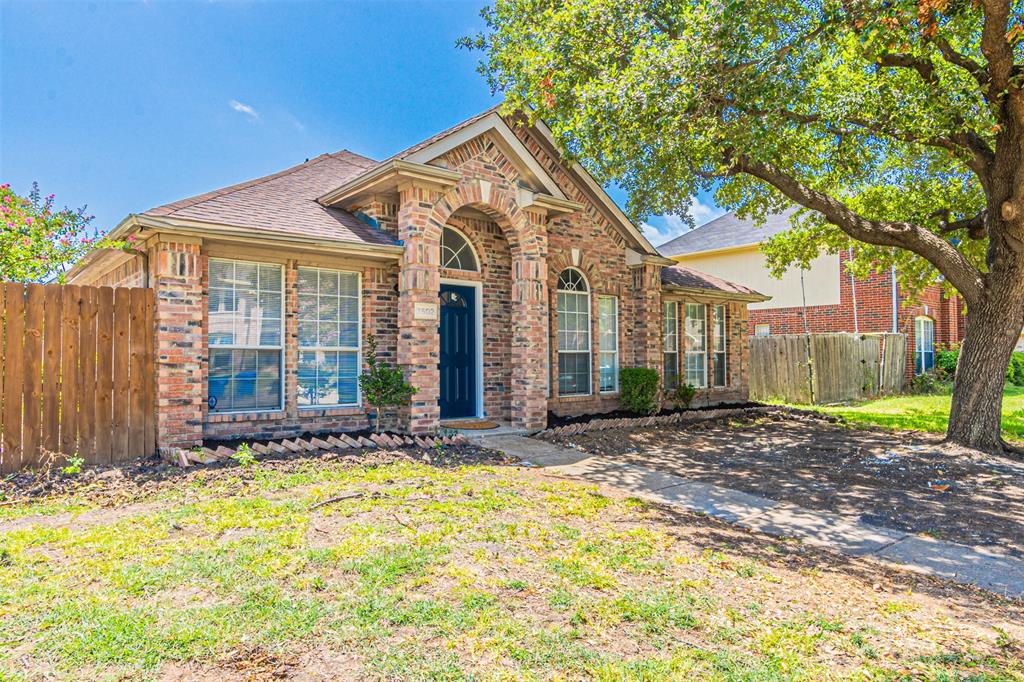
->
[297,405,365,417]
[207,410,287,424]
[556,393,594,402]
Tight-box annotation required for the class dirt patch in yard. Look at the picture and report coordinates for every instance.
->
[0,443,515,521]
[2,458,1022,679]
[544,411,1024,558]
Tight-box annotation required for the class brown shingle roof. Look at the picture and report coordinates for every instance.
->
[661,264,766,299]
[145,150,398,246]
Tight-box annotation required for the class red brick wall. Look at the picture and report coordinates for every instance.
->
[748,250,964,378]
[203,257,400,442]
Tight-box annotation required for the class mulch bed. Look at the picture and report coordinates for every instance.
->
[0,442,516,507]
[546,401,765,429]
[544,410,1024,558]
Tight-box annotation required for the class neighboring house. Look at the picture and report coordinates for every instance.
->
[70,107,766,454]
[658,209,965,376]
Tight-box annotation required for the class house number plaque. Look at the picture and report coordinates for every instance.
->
[414,302,438,320]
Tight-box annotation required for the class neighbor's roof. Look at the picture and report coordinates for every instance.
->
[661,264,767,300]
[657,207,799,257]
[144,150,399,246]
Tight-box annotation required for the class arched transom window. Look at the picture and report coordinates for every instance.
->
[556,268,591,396]
[440,226,479,272]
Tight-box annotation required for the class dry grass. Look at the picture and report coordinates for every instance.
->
[1,457,1022,680]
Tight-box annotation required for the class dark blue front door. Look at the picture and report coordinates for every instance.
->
[439,284,476,419]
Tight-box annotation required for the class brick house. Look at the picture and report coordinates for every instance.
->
[69,108,767,453]
[659,209,966,377]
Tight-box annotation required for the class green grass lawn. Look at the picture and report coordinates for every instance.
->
[1,458,1021,680]
[799,385,1024,443]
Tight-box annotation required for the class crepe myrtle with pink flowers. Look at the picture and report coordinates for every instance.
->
[0,182,129,283]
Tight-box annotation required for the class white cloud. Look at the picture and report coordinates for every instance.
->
[228,99,259,119]
[641,198,726,246]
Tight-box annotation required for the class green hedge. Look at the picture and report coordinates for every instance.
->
[619,367,660,415]
[936,347,1024,386]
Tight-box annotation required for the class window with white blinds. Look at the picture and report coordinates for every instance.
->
[557,268,591,396]
[208,259,283,412]
[713,304,727,387]
[598,296,618,393]
[297,267,361,407]
[663,301,679,389]
[684,302,707,388]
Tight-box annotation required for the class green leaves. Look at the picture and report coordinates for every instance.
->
[463,0,1005,291]
[0,182,128,283]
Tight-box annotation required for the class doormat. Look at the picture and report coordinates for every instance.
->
[440,420,500,430]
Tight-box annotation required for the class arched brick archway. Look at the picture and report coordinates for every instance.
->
[397,178,552,433]
[425,179,545,261]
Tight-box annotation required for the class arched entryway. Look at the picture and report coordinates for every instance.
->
[396,178,552,432]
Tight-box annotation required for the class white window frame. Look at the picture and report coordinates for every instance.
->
[556,268,591,397]
[754,323,771,337]
[598,295,619,393]
[713,304,727,387]
[915,316,935,375]
[207,258,285,414]
[440,225,480,272]
[685,302,707,388]
[663,301,679,389]
[296,266,363,408]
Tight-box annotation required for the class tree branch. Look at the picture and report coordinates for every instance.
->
[931,36,988,89]
[931,208,989,239]
[877,53,937,84]
[731,154,985,303]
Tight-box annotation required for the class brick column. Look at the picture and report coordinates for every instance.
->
[397,182,442,434]
[510,210,549,429]
[151,237,205,453]
[728,301,750,398]
[630,262,663,372]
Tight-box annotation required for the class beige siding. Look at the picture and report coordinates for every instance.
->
[674,246,840,310]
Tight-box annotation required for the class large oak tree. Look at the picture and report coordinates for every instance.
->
[463,0,1024,452]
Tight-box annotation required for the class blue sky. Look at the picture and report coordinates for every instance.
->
[0,1,721,245]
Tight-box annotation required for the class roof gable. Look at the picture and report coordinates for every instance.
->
[389,110,567,200]
[658,207,798,257]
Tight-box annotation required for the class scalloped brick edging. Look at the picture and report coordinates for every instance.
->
[533,406,779,440]
[166,432,470,468]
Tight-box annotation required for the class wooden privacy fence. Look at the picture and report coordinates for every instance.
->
[749,332,906,404]
[1,282,155,473]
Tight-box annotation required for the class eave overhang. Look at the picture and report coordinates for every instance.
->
[318,159,461,208]
[66,213,404,282]
[661,283,771,304]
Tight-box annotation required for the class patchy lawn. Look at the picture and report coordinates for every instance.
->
[545,411,1024,559]
[1,451,1022,680]
[805,385,1024,443]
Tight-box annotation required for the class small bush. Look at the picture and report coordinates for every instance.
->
[937,345,1024,386]
[359,335,417,432]
[232,443,256,467]
[936,347,959,378]
[669,382,698,409]
[907,369,946,395]
[61,456,84,476]
[1009,352,1024,386]
[619,368,660,415]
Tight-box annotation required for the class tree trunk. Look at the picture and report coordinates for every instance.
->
[947,279,1024,451]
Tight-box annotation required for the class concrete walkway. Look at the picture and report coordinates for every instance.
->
[477,434,1024,599]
